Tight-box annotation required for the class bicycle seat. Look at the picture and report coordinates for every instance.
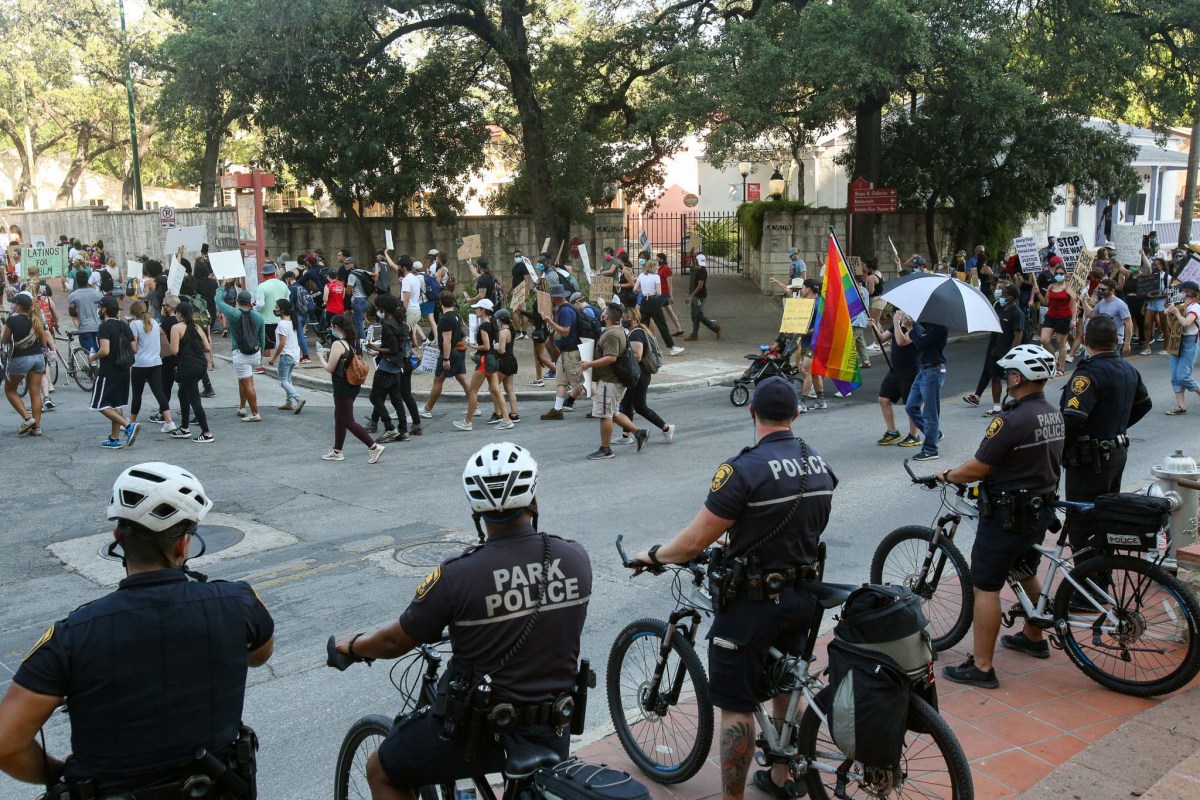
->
[1054,500,1095,514]
[805,582,856,609]
[503,739,560,779]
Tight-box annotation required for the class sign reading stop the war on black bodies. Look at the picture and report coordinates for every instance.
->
[1055,232,1085,272]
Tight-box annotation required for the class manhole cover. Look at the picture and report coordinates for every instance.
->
[99,524,246,562]
[393,536,476,568]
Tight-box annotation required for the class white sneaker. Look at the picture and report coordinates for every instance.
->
[161,422,177,434]
[322,449,345,461]
[495,420,515,430]
[453,420,473,431]
[419,408,433,419]
[368,444,386,464]
[662,424,675,444]
[613,434,634,446]
[866,343,882,352]
[669,346,685,356]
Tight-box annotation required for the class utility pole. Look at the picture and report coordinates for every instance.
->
[118,0,143,210]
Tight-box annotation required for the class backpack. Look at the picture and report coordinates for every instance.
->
[99,269,114,293]
[111,327,135,370]
[555,267,579,295]
[236,311,261,355]
[575,306,601,340]
[636,327,663,375]
[610,329,641,388]
[353,268,376,296]
[340,342,369,385]
[422,272,440,304]
[223,283,239,305]
[191,295,212,328]
[294,285,317,316]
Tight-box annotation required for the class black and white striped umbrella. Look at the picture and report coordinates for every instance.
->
[881,273,1001,332]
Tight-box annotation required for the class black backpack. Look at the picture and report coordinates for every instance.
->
[610,329,641,388]
[111,327,135,370]
[576,308,601,340]
[99,269,114,293]
[354,268,376,296]
[236,311,261,355]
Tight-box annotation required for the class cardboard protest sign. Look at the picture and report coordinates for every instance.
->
[1012,236,1040,273]
[209,250,247,281]
[1055,232,1084,272]
[1065,248,1093,299]
[1165,312,1183,356]
[579,339,594,398]
[536,289,553,320]
[1111,224,1142,264]
[589,276,614,303]
[163,225,206,255]
[508,281,528,311]
[385,230,394,251]
[847,256,864,274]
[541,237,551,256]
[456,234,481,260]
[167,256,185,297]
[779,298,816,335]
[20,246,67,278]
[1169,285,1186,306]
[578,243,593,280]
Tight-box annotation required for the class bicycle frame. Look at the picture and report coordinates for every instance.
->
[1001,530,1126,635]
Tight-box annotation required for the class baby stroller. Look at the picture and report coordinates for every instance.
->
[730,336,802,406]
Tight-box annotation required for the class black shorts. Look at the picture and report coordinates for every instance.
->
[435,349,467,378]
[969,516,1046,592]
[377,709,567,789]
[530,324,548,343]
[1041,316,1071,335]
[878,369,916,404]
[707,587,814,712]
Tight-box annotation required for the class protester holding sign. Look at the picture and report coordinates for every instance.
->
[1138,255,1171,354]
[1036,259,1075,376]
[1163,281,1200,415]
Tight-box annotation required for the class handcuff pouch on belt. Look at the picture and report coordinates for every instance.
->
[1068,435,1129,473]
[979,484,1056,532]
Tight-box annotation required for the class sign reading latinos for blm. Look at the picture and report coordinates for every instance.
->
[1012,236,1040,273]
[1055,233,1085,272]
[21,246,67,278]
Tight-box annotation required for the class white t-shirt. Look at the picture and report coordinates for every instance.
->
[636,273,661,297]
[401,273,424,312]
[275,319,302,361]
[130,319,162,367]
[1183,302,1200,336]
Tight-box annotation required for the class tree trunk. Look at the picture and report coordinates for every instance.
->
[851,96,885,259]
[121,159,136,211]
[793,151,806,206]
[197,108,235,208]
[9,137,33,208]
[1179,82,1200,249]
[55,129,91,208]
[925,195,940,264]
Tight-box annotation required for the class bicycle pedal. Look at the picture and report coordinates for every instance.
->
[1048,633,1064,651]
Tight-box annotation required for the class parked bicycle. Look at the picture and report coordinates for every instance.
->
[872,460,1200,697]
[609,537,972,799]
[59,330,97,392]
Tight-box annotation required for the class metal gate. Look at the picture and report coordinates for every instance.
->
[623,211,742,273]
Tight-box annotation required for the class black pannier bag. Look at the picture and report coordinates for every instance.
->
[833,584,935,679]
[531,759,649,800]
[1077,492,1171,551]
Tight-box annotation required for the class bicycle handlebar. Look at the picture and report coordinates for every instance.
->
[616,535,661,574]
[326,635,372,671]
[904,459,968,494]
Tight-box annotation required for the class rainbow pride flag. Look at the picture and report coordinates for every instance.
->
[811,232,864,393]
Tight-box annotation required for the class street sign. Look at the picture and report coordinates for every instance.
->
[159,206,176,229]
[747,183,761,202]
[848,177,898,214]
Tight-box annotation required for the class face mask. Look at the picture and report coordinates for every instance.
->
[1054,274,1065,282]
[376,311,385,319]
[514,256,522,263]
[1097,290,1109,299]
[604,254,613,263]
[993,289,1003,299]
[997,297,1007,306]
[638,258,646,267]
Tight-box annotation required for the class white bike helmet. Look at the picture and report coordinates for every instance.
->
[462,442,538,514]
[996,344,1055,381]
[108,462,213,532]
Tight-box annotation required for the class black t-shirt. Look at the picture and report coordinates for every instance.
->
[437,310,463,355]
[511,262,529,291]
[889,334,917,373]
[194,255,213,280]
[989,303,1022,357]
[14,570,273,782]
[476,272,498,304]
[399,524,592,703]
[975,392,1064,493]
[4,313,42,357]
[704,432,838,567]
[97,317,133,379]
[690,266,709,299]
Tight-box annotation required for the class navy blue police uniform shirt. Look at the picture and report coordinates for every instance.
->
[15,570,273,782]
[1059,352,1151,442]
[974,393,1065,494]
[705,431,837,566]
[400,523,592,704]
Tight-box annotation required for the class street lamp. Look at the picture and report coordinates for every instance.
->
[118,0,143,210]
[738,160,752,203]
[768,169,785,200]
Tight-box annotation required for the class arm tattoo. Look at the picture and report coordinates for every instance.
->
[720,721,755,799]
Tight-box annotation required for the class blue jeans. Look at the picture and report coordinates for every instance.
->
[77,332,98,354]
[277,354,301,403]
[350,297,370,340]
[1170,334,1199,393]
[905,365,946,454]
[294,314,310,358]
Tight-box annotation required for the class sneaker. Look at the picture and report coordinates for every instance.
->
[635,429,649,452]
[540,409,564,420]
[100,438,123,449]
[201,389,216,398]
[562,401,576,412]
[834,390,848,398]
[278,402,295,411]
[961,394,980,407]
[877,430,902,446]
[149,412,164,423]
[453,420,474,431]
[378,430,400,443]
[938,431,944,441]
[663,423,676,444]
[866,343,882,352]
[942,656,998,689]
[1000,631,1050,659]
[811,398,827,410]
[398,432,411,442]
[29,425,42,436]
[322,449,345,461]
[509,414,520,424]
[982,408,1001,417]
[496,419,515,430]
[299,356,312,364]
[253,366,266,375]
[516,332,528,340]
[545,370,556,379]
[486,413,503,425]
[124,422,141,447]
[897,434,922,447]
[587,447,615,460]
[1065,354,1074,364]
[528,378,546,387]
[668,346,685,356]
[236,408,247,418]
[294,399,306,415]
[1140,348,1153,356]
[368,444,386,464]
[911,451,940,462]
[614,434,634,446]
[18,417,36,435]
[419,408,433,419]
[193,432,215,444]
[410,425,423,436]
[797,402,808,414]
[683,335,698,342]
[242,414,262,423]
[161,422,177,434]
[364,421,379,434]
[170,428,192,439]
[672,330,685,337]
[42,399,56,411]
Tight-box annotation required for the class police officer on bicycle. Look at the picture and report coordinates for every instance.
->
[630,377,836,800]
[937,346,1064,689]
[332,443,592,800]
[0,462,274,797]
[1060,315,1152,553]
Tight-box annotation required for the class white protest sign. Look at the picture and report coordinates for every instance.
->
[30,234,48,248]
[284,260,300,275]
[385,230,394,251]
[888,236,898,260]
[579,339,595,398]
[209,250,247,281]
[1055,232,1084,272]
[1112,224,1142,264]
[1177,257,1200,285]
[1012,236,1041,273]
[523,257,537,282]
[126,260,143,282]
[578,243,593,280]
[167,256,185,296]
[163,225,206,255]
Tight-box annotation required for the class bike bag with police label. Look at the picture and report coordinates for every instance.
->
[1078,492,1172,550]
[833,584,935,679]
[824,639,909,771]
[531,758,649,800]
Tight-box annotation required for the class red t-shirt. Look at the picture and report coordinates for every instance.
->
[658,264,673,295]
[326,280,346,314]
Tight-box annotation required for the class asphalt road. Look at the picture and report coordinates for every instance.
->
[0,335,1194,798]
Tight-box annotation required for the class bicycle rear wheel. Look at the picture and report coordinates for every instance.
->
[607,617,713,784]
[798,687,972,800]
[870,526,973,652]
[71,347,95,391]
[1053,554,1200,697]
[46,351,60,386]
[335,714,392,800]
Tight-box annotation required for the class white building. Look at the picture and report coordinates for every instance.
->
[0,150,198,212]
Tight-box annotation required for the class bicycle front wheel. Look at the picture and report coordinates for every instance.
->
[71,348,95,391]
[607,617,713,784]
[870,526,973,652]
[335,714,393,800]
[1053,554,1200,697]
[46,352,60,386]
[798,687,972,800]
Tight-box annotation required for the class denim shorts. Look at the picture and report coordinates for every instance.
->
[5,354,46,376]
